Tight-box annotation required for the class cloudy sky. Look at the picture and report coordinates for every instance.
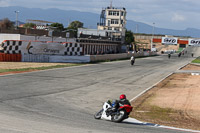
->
[0,0,200,30]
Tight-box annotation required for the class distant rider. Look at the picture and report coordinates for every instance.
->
[130,55,135,65]
[168,53,171,59]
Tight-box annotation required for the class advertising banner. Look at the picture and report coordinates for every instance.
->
[188,39,200,46]
[0,41,83,56]
[162,37,178,45]
[23,42,66,55]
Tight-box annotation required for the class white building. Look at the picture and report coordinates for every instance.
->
[97,5,127,42]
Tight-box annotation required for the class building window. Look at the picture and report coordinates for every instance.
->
[121,20,123,24]
[113,11,116,16]
[117,11,119,16]
[108,27,112,30]
[114,28,119,31]
[108,20,110,26]
[121,12,124,16]
[108,11,119,16]
[111,19,119,24]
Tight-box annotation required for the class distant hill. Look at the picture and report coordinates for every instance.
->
[0,6,200,38]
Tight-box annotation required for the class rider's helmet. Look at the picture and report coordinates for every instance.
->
[119,94,126,100]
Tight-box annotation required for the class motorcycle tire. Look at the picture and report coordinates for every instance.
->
[111,110,126,123]
[131,61,134,66]
[94,109,103,119]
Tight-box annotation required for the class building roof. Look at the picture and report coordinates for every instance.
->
[26,19,54,25]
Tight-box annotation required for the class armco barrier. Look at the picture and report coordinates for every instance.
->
[0,53,21,62]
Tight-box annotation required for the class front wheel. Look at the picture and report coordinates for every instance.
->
[94,109,103,119]
[111,110,126,123]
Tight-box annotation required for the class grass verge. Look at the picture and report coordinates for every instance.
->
[0,64,84,73]
[192,57,200,64]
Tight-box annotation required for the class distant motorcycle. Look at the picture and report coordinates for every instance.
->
[168,54,171,59]
[130,56,135,66]
[94,101,133,123]
[131,60,135,65]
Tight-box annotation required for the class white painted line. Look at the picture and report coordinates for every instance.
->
[130,72,173,102]
[129,62,200,132]
[124,118,200,132]
[159,125,200,133]
[130,62,189,102]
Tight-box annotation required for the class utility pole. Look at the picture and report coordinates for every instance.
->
[151,22,155,51]
[135,24,138,33]
[15,11,19,29]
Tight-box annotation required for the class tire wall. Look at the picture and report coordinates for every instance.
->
[0,53,21,62]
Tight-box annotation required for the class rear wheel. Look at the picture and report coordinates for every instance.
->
[111,110,126,123]
[131,60,134,65]
[94,109,103,119]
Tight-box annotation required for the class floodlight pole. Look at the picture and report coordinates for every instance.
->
[15,11,19,29]
[151,22,155,51]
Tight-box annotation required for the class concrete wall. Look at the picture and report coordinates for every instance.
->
[0,34,20,43]
[22,54,90,63]
[49,55,90,63]
[20,35,66,42]
[90,51,157,62]
[0,34,67,44]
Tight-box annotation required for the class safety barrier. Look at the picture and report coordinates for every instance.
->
[90,52,157,62]
[0,53,21,62]
[22,54,50,62]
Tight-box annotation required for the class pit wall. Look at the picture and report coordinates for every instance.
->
[90,51,157,62]
[0,52,157,63]
[0,40,157,63]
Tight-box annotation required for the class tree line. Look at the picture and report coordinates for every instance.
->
[0,18,134,46]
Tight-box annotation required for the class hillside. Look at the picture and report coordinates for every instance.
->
[1,6,200,38]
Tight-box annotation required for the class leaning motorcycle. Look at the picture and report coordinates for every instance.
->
[94,101,133,123]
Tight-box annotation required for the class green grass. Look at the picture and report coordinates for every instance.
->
[144,106,176,121]
[0,64,84,73]
[192,57,200,64]
[176,48,184,53]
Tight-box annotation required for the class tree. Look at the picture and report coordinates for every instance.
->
[67,21,83,30]
[23,23,36,29]
[50,23,64,31]
[0,18,14,30]
[66,21,84,37]
[125,30,135,51]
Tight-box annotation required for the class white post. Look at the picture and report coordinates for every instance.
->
[151,22,155,51]
[15,11,19,28]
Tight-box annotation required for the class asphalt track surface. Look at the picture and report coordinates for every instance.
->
[0,47,199,133]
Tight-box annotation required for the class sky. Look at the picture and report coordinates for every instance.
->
[0,0,200,30]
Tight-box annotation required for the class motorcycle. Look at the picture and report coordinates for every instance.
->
[94,101,133,123]
[130,56,135,66]
[131,60,135,65]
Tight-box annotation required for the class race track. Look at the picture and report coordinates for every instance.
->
[0,48,198,133]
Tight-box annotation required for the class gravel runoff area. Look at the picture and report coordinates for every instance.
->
[131,63,200,131]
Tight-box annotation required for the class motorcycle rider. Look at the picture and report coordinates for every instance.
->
[111,94,131,113]
[130,55,135,65]
[168,53,171,59]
